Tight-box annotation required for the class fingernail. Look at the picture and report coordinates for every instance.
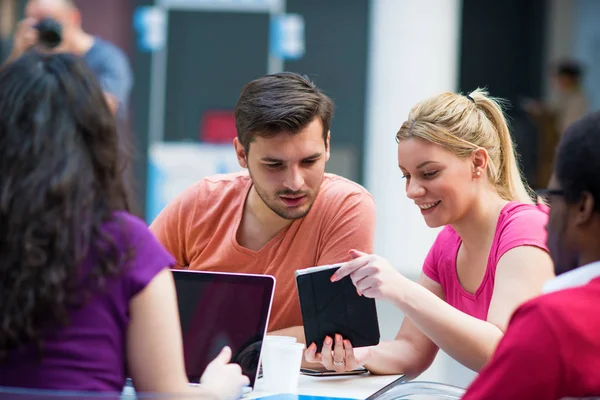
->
[336,334,342,342]
[343,340,350,346]
[325,336,332,345]
[357,288,362,296]
[330,275,337,282]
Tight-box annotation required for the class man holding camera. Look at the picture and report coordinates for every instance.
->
[7,0,132,116]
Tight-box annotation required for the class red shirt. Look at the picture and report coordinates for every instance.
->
[463,276,600,399]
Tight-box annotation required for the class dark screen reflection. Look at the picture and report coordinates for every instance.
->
[174,273,273,387]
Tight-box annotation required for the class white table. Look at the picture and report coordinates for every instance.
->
[249,373,403,399]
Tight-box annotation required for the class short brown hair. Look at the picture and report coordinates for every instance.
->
[234,72,334,152]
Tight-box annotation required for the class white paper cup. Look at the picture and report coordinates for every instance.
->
[261,341,304,393]
[263,335,297,344]
[259,336,297,381]
[260,336,297,368]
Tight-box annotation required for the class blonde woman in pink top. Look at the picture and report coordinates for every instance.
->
[305,89,555,378]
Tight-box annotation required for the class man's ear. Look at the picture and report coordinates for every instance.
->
[575,191,595,226]
[233,137,248,169]
[325,131,331,162]
[71,8,82,27]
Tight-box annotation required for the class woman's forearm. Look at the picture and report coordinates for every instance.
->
[392,278,503,372]
[363,339,436,378]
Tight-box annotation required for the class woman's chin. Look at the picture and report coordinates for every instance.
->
[423,218,444,228]
[422,211,450,228]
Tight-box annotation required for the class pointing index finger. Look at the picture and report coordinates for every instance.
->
[331,257,370,282]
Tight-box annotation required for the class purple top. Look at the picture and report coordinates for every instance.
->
[0,212,175,392]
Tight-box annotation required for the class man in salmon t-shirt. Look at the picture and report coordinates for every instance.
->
[149,72,376,340]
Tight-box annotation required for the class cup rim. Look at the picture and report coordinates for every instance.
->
[265,341,305,350]
[264,335,297,341]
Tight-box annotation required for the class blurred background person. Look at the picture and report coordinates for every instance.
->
[5,0,132,116]
[524,60,589,188]
[2,0,138,214]
[0,51,247,399]
[546,60,588,134]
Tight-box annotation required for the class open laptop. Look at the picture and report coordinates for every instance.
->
[172,270,275,393]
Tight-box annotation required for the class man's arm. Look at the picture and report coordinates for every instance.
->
[2,18,38,68]
[93,46,133,114]
[462,303,562,400]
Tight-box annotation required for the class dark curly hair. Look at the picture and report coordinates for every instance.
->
[0,51,132,359]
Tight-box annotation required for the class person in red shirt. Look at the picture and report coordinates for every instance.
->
[463,110,600,399]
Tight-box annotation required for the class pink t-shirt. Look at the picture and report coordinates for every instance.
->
[423,202,549,320]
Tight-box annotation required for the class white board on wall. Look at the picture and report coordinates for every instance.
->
[146,142,242,223]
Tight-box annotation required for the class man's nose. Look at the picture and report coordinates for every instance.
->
[283,165,304,192]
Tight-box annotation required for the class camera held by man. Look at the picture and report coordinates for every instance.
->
[8,0,94,61]
[34,17,63,49]
[5,0,133,116]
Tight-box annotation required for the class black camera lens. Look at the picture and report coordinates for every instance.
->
[34,18,62,49]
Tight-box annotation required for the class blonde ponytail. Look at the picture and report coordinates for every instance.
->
[469,90,534,203]
[396,88,534,204]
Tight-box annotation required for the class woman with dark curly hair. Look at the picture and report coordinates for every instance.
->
[0,51,248,399]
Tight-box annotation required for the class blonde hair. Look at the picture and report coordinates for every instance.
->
[396,88,533,204]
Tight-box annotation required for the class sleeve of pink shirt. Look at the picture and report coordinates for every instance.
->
[422,226,454,284]
[494,203,549,263]
[422,204,549,285]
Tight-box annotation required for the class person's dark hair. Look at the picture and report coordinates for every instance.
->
[555,111,600,212]
[0,51,132,359]
[234,72,334,152]
[555,60,583,81]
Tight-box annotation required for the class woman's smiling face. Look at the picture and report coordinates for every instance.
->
[397,136,479,228]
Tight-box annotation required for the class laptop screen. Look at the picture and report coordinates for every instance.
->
[173,270,275,388]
